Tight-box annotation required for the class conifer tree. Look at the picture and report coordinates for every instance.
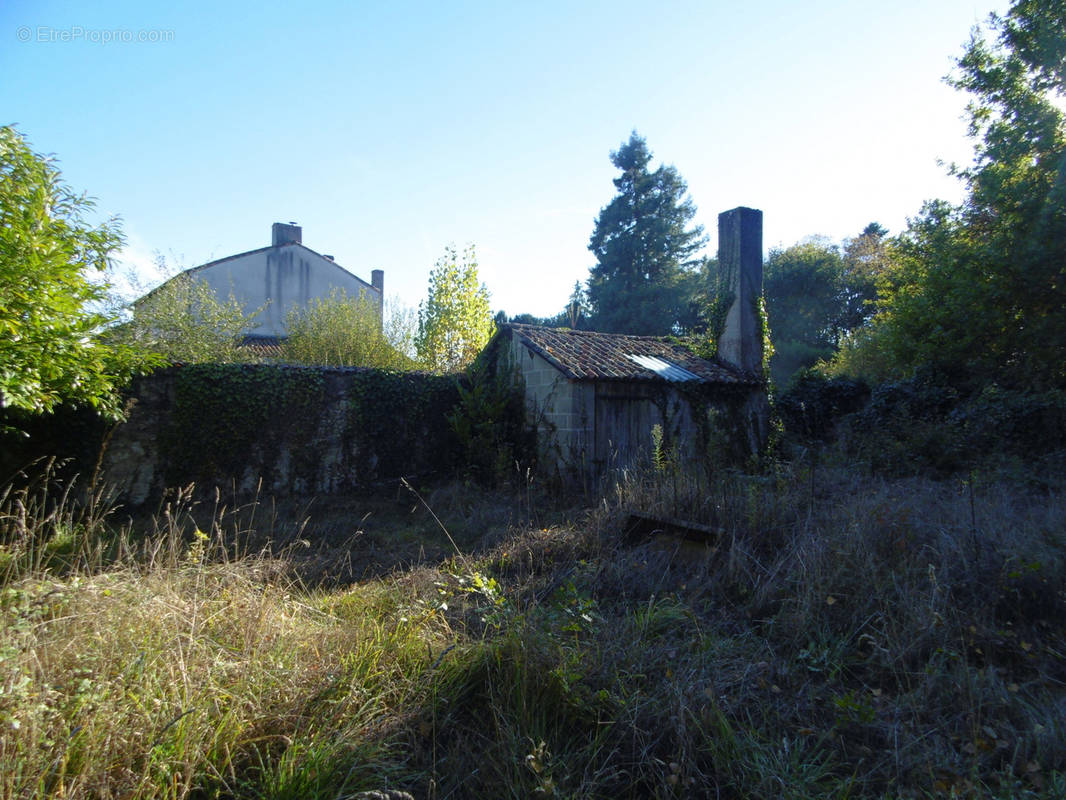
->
[586,133,706,335]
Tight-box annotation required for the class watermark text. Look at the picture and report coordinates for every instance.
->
[16,25,175,44]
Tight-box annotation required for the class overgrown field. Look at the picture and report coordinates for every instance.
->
[1,461,1064,799]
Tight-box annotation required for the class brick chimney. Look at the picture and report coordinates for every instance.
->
[271,222,302,246]
[716,207,763,375]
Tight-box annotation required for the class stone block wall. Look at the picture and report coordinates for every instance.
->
[508,338,591,467]
[99,364,461,505]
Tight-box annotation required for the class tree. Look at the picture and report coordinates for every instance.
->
[509,281,591,329]
[586,133,707,335]
[0,126,148,416]
[284,288,417,368]
[830,1,1066,389]
[115,265,261,364]
[839,222,891,331]
[764,239,847,385]
[564,280,590,329]
[416,245,494,373]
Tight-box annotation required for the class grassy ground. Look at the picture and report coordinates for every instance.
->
[1,458,1064,799]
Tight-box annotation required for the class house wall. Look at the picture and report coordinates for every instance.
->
[193,245,380,337]
[506,338,591,468]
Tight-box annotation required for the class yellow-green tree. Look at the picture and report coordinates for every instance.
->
[415,245,494,373]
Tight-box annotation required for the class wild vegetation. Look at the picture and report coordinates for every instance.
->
[1,452,1063,799]
[2,3,1065,797]
[0,126,156,416]
[283,289,418,370]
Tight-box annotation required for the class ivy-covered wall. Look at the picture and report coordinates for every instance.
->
[102,364,462,504]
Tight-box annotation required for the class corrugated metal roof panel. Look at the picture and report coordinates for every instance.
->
[626,354,702,382]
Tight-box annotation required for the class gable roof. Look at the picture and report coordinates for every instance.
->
[503,323,758,385]
[134,241,376,307]
[184,242,375,292]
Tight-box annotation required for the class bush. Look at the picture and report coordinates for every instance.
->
[841,370,1066,477]
[283,288,417,369]
[775,370,869,441]
[448,359,536,487]
[951,385,1066,457]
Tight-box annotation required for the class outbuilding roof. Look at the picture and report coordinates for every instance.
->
[503,323,759,385]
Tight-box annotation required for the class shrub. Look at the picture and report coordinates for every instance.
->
[283,288,417,369]
[775,370,869,441]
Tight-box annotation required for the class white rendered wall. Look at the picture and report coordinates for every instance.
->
[192,244,380,337]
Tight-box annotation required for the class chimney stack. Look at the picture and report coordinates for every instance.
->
[371,270,385,325]
[716,207,763,375]
[272,222,302,246]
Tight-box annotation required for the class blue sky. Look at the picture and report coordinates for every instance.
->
[2,0,1005,317]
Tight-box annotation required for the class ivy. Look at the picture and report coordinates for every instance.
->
[448,357,537,486]
[757,294,774,383]
[346,369,460,482]
[163,364,326,487]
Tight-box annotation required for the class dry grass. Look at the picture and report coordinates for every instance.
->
[1,459,1064,798]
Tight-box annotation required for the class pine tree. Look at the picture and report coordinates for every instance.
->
[586,133,707,335]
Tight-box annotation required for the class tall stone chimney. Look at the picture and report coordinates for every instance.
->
[716,207,763,375]
[271,222,302,246]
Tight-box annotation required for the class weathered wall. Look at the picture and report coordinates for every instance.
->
[101,364,460,505]
[184,242,381,338]
[507,336,589,466]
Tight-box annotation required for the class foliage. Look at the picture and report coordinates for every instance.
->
[158,364,461,491]
[0,126,153,417]
[842,369,1066,476]
[586,132,707,335]
[764,232,889,387]
[164,364,327,486]
[0,404,111,490]
[346,368,460,482]
[821,324,901,385]
[284,287,416,368]
[416,245,494,373]
[774,370,870,441]
[829,1,1066,391]
[115,268,261,364]
[839,222,890,330]
[382,294,420,362]
[448,355,536,486]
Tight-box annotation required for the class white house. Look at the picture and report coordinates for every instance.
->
[153,222,383,340]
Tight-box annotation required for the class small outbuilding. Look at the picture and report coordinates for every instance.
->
[484,207,771,478]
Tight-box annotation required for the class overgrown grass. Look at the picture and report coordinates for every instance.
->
[1,459,1064,798]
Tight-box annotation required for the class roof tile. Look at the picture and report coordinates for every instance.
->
[504,324,759,385]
